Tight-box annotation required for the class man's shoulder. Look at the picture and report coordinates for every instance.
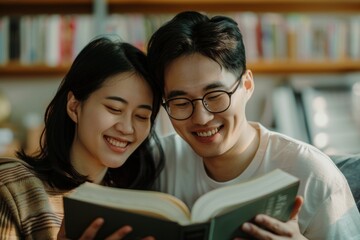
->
[256,123,335,174]
[258,123,326,156]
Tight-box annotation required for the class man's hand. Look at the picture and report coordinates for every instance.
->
[235,196,308,240]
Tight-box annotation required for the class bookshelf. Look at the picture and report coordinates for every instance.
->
[107,0,360,14]
[0,0,93,15]
[2,0,359,15]
[0,0,360,78]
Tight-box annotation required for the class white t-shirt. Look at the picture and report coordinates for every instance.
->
[154,122,360,239]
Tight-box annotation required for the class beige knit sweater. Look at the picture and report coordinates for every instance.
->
[0,158,68,240]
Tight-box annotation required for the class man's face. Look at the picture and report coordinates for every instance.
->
[163,53,254,159]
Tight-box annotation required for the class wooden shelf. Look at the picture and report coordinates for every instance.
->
[1,0,359,15]
[1,0,359,78]
[0,0,93,15]
[1,60,360,78]
[107,0,360,13]
[0,64,70,78]
[248,60,360,74]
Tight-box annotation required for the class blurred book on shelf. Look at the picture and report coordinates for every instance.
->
[0,13,360,67]
[273,73,360,155]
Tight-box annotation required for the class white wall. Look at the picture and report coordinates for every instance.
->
[0,77,61,142]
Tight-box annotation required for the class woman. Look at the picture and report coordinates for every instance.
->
[0,36,164,239]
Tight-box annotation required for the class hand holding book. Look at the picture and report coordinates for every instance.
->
[64,169,300,240]
[239,196,306,240]
[58,217,156,240]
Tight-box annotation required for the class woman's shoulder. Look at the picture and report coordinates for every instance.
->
[0,157,50,211]
[0,157,37,184]
[0,157,63,239]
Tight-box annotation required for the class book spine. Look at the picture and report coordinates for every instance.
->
[9,16,20,61]
[180,222,210,240]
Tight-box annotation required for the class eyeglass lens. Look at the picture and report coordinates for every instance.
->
[166,91,231,120]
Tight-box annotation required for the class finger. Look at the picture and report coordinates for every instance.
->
[142,236,155,240]
[104,225,133,240]
[241,221,278,240]
[290,195,304,220]
[57,219,67,240]
[79,218,104,240]
[253,214,293,236]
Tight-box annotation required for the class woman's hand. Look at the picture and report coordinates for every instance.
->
[57,218,155,240]
[235,196,308,240]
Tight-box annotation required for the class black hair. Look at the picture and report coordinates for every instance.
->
[147,11,247,96]
[16,36,164,190]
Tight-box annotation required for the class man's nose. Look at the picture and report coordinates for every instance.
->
[191,101,214,125]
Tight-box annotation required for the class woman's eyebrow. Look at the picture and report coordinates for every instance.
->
[138,104,153,111]
[106,96,127,103]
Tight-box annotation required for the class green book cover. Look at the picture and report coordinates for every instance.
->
[208,181,299,240]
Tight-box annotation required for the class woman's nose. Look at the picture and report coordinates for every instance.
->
[115,116,134,134]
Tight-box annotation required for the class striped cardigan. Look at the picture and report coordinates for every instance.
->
[0,158,69,240]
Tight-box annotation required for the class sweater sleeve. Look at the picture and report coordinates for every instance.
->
[0,159,63,240]
[0,183,22,239]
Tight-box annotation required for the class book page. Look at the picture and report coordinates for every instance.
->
[191,169,299,223]
[67,182,192,224]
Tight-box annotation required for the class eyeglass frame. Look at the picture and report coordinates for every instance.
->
[162,78,242,120]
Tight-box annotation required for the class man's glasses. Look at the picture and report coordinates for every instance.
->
[162,79,241,120]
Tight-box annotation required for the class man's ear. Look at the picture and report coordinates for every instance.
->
[67,91,80,123]
[242,70,255,99]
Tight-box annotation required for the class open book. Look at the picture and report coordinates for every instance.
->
[64,169,300,240]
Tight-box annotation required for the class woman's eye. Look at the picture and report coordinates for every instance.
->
[136,111,152,120]
[136,115,150,120]
[106,105,122,112]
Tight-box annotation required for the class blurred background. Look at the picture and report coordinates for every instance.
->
[0,0,359,157]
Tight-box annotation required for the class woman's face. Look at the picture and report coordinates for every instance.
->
[67,72,153,182]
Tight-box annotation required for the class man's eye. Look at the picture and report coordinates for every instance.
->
[206,92,223,101]
[175,102,190,107]
[171,100,191,108]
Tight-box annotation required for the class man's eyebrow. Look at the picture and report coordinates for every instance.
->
[166,90,187,99]
[166,82,225,99]
[106,96,152,111]
[204,82,224,91]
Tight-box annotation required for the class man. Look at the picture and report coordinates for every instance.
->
[148,11,360,239]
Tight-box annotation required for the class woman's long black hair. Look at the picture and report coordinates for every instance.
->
[16,36,164,190]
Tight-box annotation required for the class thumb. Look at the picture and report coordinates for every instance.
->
[290,195,304,220]
[57,218,68,240]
